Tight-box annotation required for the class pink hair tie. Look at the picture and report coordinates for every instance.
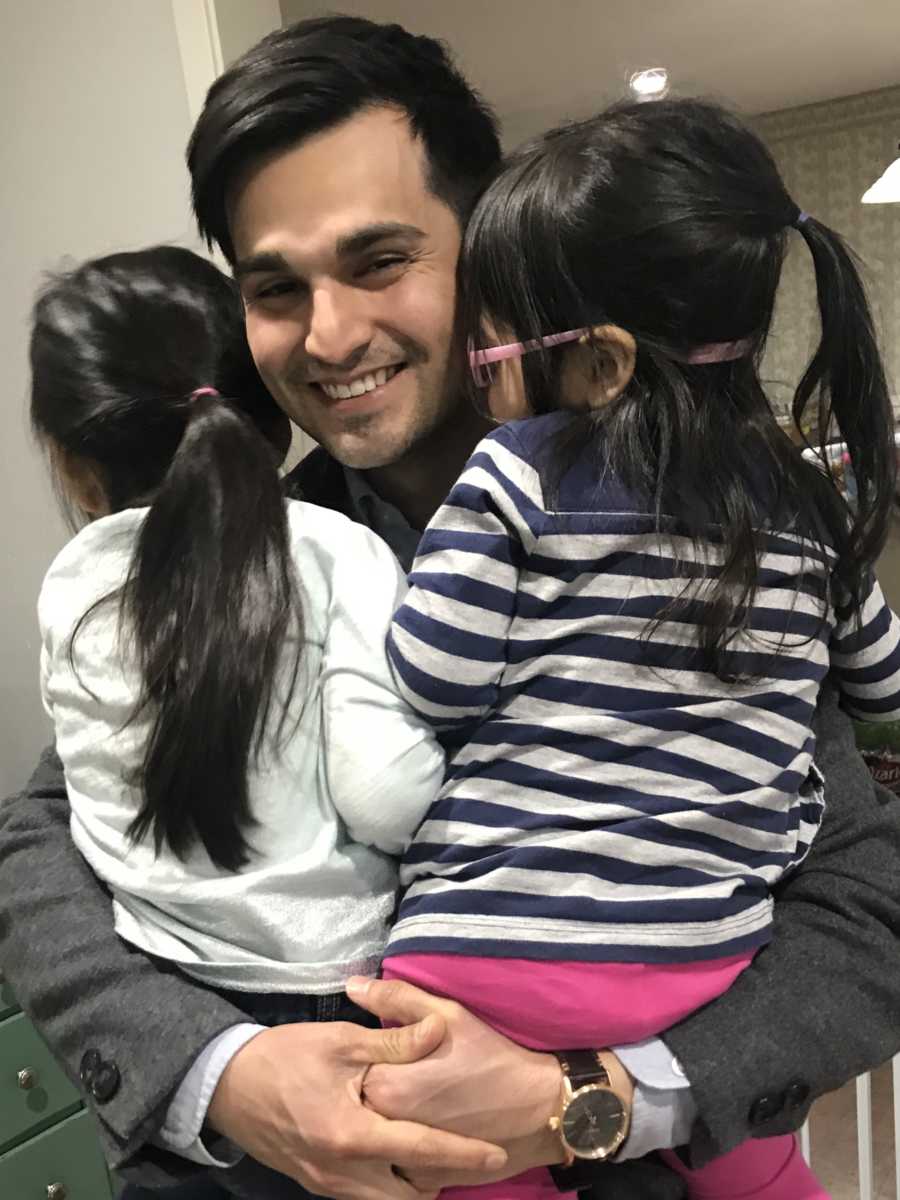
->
[189,386,220,400]
[682,337,756,365]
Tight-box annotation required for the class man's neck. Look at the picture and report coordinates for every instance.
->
[365,405,491,531]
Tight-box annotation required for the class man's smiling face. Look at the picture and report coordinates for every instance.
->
[231,106,464,470]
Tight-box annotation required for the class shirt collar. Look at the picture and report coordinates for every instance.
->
[342,467,422,574]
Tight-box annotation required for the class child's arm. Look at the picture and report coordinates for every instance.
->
[830,571,900,720]
[387,426,540,735]
[321,523,446,855]
[39,643,53,718]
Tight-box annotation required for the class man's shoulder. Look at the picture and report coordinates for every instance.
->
[283,445,349,515]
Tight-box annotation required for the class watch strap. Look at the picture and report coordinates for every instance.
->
[548,1157,611,1192]
[554,1049,610,1090]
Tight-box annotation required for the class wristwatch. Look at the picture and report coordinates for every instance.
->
[548,1049,631,1165]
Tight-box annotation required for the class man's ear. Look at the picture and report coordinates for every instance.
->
[580,325,636,407]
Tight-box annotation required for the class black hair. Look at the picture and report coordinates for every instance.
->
[461,98,896,678]
[30,245,299,870]
[187,15,501,262]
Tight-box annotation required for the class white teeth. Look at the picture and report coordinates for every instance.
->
[320,364,401,401]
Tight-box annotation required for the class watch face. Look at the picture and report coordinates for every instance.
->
[562,1086,626,1158]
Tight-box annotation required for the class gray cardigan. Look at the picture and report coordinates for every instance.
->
[2,449,899,1198]
[2,684,899,1199]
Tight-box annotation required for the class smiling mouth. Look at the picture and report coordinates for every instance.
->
[315,364,405,401]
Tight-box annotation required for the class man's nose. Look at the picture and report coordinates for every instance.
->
[304,281,373,367]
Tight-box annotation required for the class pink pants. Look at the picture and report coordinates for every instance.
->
[382,953,829,1200]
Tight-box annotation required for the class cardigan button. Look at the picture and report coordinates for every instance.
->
[90,1060,121,1104]
[749,1092,784,1126]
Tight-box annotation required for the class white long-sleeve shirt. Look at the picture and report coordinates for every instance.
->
[39,501,444,993]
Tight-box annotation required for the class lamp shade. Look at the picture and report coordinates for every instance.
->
[862,152,900,204]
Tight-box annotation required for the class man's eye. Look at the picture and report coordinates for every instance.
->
[362,255,409,276]
[255,280,296,300]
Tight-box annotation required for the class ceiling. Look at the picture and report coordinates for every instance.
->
[281,0,900,144]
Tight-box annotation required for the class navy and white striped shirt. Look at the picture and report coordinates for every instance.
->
[385,413,900,964]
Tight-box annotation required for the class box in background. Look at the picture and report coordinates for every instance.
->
[854,720,900,795]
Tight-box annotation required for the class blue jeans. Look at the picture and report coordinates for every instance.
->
[215,987,376,1029]
[120,1184,230,1200]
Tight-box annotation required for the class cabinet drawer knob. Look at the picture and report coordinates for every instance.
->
[17,1066,38,1090]
[47,1185,67,1200]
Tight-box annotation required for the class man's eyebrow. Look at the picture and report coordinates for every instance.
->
[233,251,291,281]
[233,224,426,280]
[335,222,426,258]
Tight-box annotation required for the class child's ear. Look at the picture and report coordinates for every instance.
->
[581,325,636,406]
[51,445,109,517]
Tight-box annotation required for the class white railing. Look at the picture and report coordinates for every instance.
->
[801,1055,900,1199]
[856,1071,875,1199]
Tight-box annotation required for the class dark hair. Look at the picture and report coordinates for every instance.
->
[187,15,501,261]
[30,245,299,870]
[461,98,896,677]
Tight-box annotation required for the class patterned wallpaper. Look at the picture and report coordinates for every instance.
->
[754,85,900,426]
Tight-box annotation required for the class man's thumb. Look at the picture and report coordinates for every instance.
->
[348,975,448,1026]
[365,1012,446,1065]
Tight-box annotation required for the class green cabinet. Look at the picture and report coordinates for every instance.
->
[0,978,114,1198]
[0,1014,82,1154]
[0,1109,113,1199]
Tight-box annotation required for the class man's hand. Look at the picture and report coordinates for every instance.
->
[206,1016,507,1200]
[352,979,652,1190]
[398,1130,565,1195]
[348,977,562,1147]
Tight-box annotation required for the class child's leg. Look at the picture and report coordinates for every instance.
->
[659,1135,830,1199]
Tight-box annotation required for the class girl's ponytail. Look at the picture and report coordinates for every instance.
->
[125,391,300,871]
[792,212,897,608]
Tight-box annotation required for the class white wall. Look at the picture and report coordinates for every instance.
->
[215,0,282,67]
[0,1,198,796]
[171,0,281,125]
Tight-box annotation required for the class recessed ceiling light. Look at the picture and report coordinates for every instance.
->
[628,67,669,100]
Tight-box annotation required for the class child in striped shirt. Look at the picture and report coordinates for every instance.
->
[383,99,900,1200]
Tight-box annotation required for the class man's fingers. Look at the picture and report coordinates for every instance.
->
[391,1164,439,1200]
[347,976,456,1026]
[352,1011,446,1066]
[365,1114,507,1173]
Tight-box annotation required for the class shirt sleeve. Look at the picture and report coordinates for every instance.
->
[387,426,541,736]
[612,1037,697,1161]
[155,1024,265,1167]
[321,523,446,855]
[38,573,56,721]
[39,642,54,720]
[830,571,900,720]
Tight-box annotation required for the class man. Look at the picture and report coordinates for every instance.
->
[2,17,900,1200]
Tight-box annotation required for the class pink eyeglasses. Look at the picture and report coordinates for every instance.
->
[467,329,755,387]
[467,329,588,388]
